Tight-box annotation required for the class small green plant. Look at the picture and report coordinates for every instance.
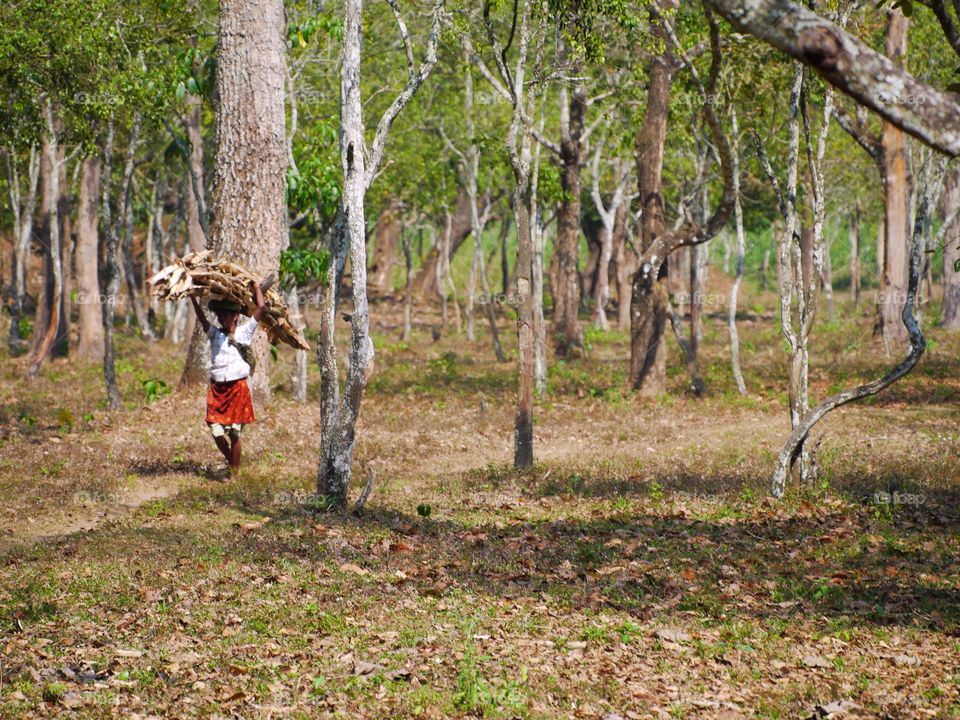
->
[428,351,459,382]
[454,643,528,717]
[56,408,74,433]
[310,675,329,697]
[142,378,170,403]
[18,315,32,340]
[42,682,67,702]
[649,480,665,502]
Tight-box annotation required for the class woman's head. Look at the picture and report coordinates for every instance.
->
[209,299,242,331]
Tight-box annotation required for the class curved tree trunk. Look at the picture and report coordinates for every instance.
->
[76,155,104,361]
[206,0,288,403]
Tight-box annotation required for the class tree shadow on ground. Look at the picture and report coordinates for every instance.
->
[38,470,955,639]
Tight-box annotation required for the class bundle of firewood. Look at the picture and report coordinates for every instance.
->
[148,250,310,351]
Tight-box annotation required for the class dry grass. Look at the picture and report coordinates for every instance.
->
[1,286,959,718]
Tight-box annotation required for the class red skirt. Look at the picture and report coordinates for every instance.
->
[206,378,255,425]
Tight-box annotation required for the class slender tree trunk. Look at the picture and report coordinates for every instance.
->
[878,10,911,351]
[612,202,631,332]
[317,0,375,507]
[180,94,211,382]
[689,242,704,359]
[729,107,747,394]
[29,135,54,361]
[552,75,586,357]
[207,0,288,403]
[76,155,104,360]
[101,123,123,409]
[119,115,155,341]
[530,105,547,393]
[850,203,861,308]
[500,215,511,297]
[402,229,413,341]
[6,145,40,355]
[29,103,65,376]
[941,165,960,329]
[285,286,308,402]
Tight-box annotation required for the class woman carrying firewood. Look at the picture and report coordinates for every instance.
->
[190,280,265,478]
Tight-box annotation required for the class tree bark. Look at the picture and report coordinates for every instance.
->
[877,11,911,352]
[29,103,66,375]
[849,203,861,308]
[119,117,155,341]
[76,155,103,361]
[630,35,675,394]
[942,165,960,329]
[402,229,414,341]
[180,94,211,383]
[771,166,931,496]
[207,0,288,403]
[612,202,632,332]
[317,0,374,508]
[368,197,400,294]
[6,145,40,356]
[101,123,123,409]
[552,75,586,357]
[729,107,747,395]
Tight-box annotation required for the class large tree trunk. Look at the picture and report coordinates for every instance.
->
[630,43,675,394]
[411,188,472,297]
[552,76,586,357]
[368,197,400,294]
[207,0,288,403]
[180,95,211,383]
[942,165,960,329]
[877,11,911,351]
[76,155,104,361]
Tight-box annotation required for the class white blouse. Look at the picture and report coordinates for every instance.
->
[208,317,258,382]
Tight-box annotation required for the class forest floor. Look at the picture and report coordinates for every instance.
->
[1,285,959,719]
